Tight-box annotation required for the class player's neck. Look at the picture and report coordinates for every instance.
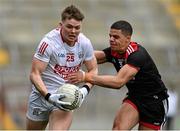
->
[65,42,76,47]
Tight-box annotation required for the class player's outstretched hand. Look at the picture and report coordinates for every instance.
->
[45,93,71,111]
[67,70,85,84]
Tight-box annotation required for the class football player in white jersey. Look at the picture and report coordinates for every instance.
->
[26,5,97,130]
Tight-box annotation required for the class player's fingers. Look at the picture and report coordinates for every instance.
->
[67,75,75,81]
[70,77,78,82]
[68,73,76,77]
[67,77,79,84]
[58,94,65,99]
[69,72,82,80]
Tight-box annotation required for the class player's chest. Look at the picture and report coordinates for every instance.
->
[112,57,127,69]
[53,48,84,66]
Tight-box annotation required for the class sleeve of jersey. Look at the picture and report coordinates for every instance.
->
[84,40,94,61]
[103,47,112,62]
[127,50,146,70]
[34,38,52,63]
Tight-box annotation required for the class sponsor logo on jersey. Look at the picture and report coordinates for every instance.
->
[118,59,125,68]
[153,95,159,99]
[53,64,80,79]
[58,53,65,57]
[32,107,44,116]
[153,122,160,125]
[78,51,84,58]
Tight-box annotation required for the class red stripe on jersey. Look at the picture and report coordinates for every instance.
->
[39,42,48,55]
[111,51,126,58]
[39,42,45,53]
[125,42,138,58]
[140,121,161,130]
[127,47,132,54]
[111,42,138,59]
[41,43,48,55]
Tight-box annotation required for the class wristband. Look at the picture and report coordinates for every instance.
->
[44,93,51,101]
[79,70,85,81]
[82,85,90,94]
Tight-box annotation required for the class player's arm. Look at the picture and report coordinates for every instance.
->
[67,55,97,103]
[68,55,98,85]
[30,57,48,97]
[85,64,139,89]
[94,50,107,64]
[83,55,98,89]
[77,56,98,107]
[30,57,70,110]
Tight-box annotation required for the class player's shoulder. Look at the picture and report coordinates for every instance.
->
[44,28,59,40]
[127,42,149,61]
[41,28,60,46]
[129,42,147,54]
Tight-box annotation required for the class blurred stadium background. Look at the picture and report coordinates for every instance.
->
[0,0,180,130]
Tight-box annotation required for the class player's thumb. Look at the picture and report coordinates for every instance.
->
[57,100,71,105]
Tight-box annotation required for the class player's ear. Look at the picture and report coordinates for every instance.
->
[59,22,62,27]
[126,35,131,42]
[57,23,62,28]
[127,35,131,40]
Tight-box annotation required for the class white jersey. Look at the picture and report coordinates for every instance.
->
[32,28,94,93]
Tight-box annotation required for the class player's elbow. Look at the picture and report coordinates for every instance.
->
[94,68,98,75]
[113,84,124,89]
[112,79,125,89]
[29,72,35,83]
[29,71,39,83]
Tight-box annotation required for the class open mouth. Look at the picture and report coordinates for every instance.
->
[69,35,76,40]
[110,43,117,47]
[69,34,76,37]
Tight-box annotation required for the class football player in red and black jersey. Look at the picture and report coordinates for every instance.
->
[68,20,169,130]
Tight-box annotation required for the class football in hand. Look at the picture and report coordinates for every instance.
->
[57,84,82,110]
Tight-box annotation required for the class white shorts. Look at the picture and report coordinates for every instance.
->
[26,91,58,121]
